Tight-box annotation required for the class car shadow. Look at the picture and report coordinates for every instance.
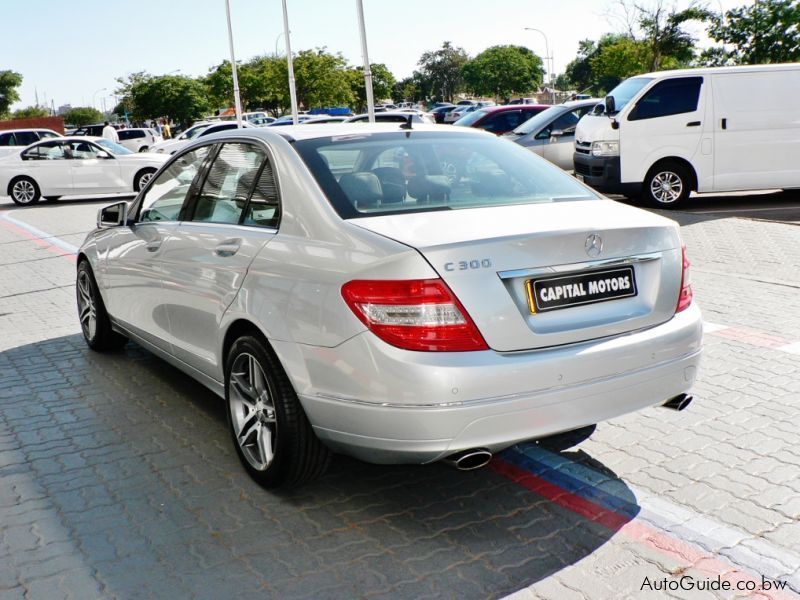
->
[0,334,639,599]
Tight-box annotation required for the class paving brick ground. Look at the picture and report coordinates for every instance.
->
[1,193,799,599]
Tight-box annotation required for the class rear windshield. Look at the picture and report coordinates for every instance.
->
[294,132,597,219]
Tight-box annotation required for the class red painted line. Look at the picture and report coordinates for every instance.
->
[492,458,797,599]
[708,325,791,349]
[0,213,76,264]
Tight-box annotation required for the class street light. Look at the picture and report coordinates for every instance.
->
[356,0,375,122]
[274,32,284,56]
[223,0,243,127]
[92,87,107,110]
[524,27,554,104]
[281,0,299,124]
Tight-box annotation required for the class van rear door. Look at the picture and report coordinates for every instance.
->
[619,76,708,186]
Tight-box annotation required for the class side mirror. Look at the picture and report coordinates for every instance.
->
[97,201,128,229]
[96,150,111,159]
[604,95,616,115]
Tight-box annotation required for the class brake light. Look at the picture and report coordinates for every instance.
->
[341,279,489,351]
[676,245,693,312]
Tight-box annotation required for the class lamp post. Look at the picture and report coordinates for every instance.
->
[524,27,554,104]
[223,0,243,127]
[92,87,107,111]
[281,0,299,124]
[355,0,375,122]
[274,32,284,56]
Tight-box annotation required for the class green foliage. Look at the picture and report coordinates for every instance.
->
[12,105,49,119]
[416,42,470,102]
[0,70,23,118]
[348,63,396,111]
[590,37,651,91]
[635,2,711,71]
[122,74,210,125]
[293,49,354,109]
[461,45,543,101]
[704,0,800,64]
[63,107,103,127]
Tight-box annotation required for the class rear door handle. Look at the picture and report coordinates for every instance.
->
[214,239,242,257]
[686,121,701,127]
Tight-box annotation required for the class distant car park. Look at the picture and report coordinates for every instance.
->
[116,128,163,153]
[453,104,549,135]
[0,129,61,157]
[344,111,435,124]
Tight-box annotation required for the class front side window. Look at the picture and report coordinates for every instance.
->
[295,132,598,219]
[536,106,594,139]
[481,110,524,133]
[38,130,59,140]
[189,142,267,225]
[139,145,212,222]
[629,77,703,121]
[606,77,654,113]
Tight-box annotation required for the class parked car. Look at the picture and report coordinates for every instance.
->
[116,128,163,153]
[72,124,108,137]
[301,116,348,124]
[344,111,435,124]
[243,111,269,122]
[430,105,459,124]
[453,104,550,135]
[0,136,168,205]
[507,98,538,105]
[505,98,602,170]
[151,122,255,154]
[77,123,701,487]
[0,129,61,157]
[268,115,318,126]
[444,104,479,123]
[574,64,800,207]
[250,116,276,126]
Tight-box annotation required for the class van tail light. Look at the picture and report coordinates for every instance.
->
[676,245,693,313]
[341,279,489,352]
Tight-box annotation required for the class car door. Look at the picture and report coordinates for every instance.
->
[68,140,124,193]
[479,110,526,135]
[98,144,214,351]
[619,76,707,185]
[542,105,595,170]
[19,141,74,194]
[159,141,280,379]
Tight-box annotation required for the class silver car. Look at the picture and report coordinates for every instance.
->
[76,124,702,487]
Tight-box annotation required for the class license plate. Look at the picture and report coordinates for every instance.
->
[526,266,637,313]
[575,173,585,182]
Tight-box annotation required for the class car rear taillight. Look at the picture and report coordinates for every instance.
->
[676,245,693,312]
[341,279,488,352]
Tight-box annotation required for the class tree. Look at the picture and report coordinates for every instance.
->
[64,107,103,127]
[348,63,396,110]
[12,106,49,119]
[704,0,800,65]
[0,70,23,118]
[416,42,470,102]
[292,49,354,109]
[631,1,711,71]
[590,36,651,91]
[462,45,543,101]
[127,75,210,125]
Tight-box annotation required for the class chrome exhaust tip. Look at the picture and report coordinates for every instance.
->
[442,448,493,471]
[662,393,693,411]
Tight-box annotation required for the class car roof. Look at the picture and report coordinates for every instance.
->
[197,122,492,143]
[479,104,550,113]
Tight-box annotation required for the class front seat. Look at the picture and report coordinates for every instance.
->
[338,172,383,210]
[371,167,405,204]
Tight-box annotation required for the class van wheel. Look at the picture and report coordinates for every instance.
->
[225,334,331,488]
[643,162,691,208]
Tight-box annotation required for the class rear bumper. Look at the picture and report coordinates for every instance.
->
[285,303,703,464]
[573,153,641,197]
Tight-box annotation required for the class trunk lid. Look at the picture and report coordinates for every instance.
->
[352,200,683,352]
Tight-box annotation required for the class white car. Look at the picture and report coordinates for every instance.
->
[77,124,701,487]
[150,122,255,155]
[116,128,163,153]
[0,136,168,205]
[444,104,479,124]
[148,122,215,154]
[0,128,61,158]
[344,111,435,124]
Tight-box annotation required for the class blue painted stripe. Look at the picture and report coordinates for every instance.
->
[0,212,80,254]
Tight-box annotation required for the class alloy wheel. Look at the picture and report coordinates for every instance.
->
[650,171,683,204]
[12,180,36,204]
[138,172,154,189]
[76,270,97,340]
[229,352,278,471]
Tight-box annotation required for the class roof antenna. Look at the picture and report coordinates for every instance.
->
[400,114,413,130]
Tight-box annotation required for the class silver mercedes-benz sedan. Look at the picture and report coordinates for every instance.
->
[76,124,702,487]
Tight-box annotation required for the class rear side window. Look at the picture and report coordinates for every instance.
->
[118,130,146,140]
[0,133,12,146]
[629,77,703,121]
[189,142,267,225]
[14,132,39,146]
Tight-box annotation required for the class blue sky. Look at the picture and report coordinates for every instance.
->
[2,0,750,110]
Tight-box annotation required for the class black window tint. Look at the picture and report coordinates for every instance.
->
[0,133,12,146]
[117,130,144,141]
[190,142,266,224]
[630,77,702,121]
[15,132,39,146]
[243,158,280,228]
[482,111,521,133]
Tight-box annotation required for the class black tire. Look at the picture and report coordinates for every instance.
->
[76,260,128,351]
[535,424,597,452]
[225,334,330,488]
[138,146,149,153]
[8,176,41,206]
[133,168,157,192]
[43,196,61,202]
[642,161,692,209]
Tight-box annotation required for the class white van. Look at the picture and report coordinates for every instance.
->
[573,64,800,207]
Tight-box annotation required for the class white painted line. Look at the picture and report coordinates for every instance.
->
[0,212,80,254]
[511,445,800,594]
[691,206,800,214]
[703,321,730,333]
[777,341,800,355]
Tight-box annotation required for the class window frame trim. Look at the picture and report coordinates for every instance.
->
[627,76,704,122]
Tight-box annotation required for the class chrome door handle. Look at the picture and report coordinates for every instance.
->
[214,239,242,257]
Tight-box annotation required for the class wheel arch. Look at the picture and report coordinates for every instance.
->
[646,157,698,192]
[133,166,157,191]
[222,319,271,373]
[7,174,39,197]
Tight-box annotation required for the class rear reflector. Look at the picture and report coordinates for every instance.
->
[341,279,489,352]
[676,245,693,312]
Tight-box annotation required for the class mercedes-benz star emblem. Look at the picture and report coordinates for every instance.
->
[585,234,603,257]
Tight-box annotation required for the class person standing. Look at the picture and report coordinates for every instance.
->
[161,118,171,140]
[102,121,119,143]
